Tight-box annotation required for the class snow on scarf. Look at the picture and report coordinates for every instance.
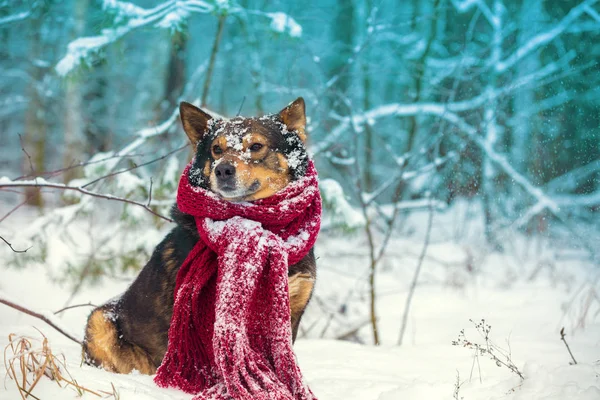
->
[154,159,321,400]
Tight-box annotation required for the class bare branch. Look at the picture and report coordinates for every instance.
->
[0,197,31,224]
[0,293,83,345]
[398,201,434,345]
[18,133,35,175]
[147,177,154,207]
[560,327,578,365]
[53,302,97,315]
[0,235,31,253]
[13,149,158,182]
[335,319,373,341]
[81,143,188,189]
[0,177,173,223]
[343,95,381,346]
[100,107,182,174]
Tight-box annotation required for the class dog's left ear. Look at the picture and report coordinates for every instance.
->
[279,97,307,143]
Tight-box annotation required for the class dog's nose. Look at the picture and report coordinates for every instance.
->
[215,163,235,181]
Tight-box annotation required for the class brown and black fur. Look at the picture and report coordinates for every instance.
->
[83,98,316,374]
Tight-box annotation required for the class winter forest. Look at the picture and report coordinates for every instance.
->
[1,0,599,399]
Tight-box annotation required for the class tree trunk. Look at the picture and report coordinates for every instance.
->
[164,29,187,117]
[511,0,542,173]
[405,0,441,154]
[238,0,266,115]
[329,0,355,112]
[481,0,504,249]
[22,2,51,206]
[63,0,89,185]
[362,0,374,193]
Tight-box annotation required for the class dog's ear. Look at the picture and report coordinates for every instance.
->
[180,102,213,145]
[279,97,307,143]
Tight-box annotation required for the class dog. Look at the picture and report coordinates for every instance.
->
[83,98,316,374]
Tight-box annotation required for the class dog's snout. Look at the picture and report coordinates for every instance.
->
[215,163,235,181]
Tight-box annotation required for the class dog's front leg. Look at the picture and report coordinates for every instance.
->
[288,273,315,342]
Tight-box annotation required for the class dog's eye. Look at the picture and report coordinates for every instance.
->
[212,145,223,155]
[249,143,263,152]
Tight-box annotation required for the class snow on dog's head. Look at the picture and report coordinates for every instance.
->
[179,98,309,202]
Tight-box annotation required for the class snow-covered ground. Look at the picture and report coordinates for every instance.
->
[1,204,599,399]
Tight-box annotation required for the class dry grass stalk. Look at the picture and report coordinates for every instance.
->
[453,370,465,400]
[452,319,525,381]
[559,327,578,365]
[3,331,116,399]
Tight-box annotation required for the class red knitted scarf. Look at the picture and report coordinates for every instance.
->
[154,160,321,400]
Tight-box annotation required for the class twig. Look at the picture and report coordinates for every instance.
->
[0,180,172,223]
[398,200,434,345]
[19,133,35,175]
[53,302,97,315]
[319,313,335,338]
[347,98,381,346]
[0,235,31,253]
[335,319,373,341]
[0,197,32,224]
[341,91,435,346]
[469,345,482,383]
[81,143,187,189]
[236,96,246,116]
[12,151,152,182]
[0,295,82,345]
[559,327,578,365]
[453,370,464,400]
[147,177,153,207]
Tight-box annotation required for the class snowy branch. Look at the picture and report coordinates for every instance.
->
[0,10,29,26]
[0,291,83,345]
[585,3,600,22]
[450,0,597,74]
[398,201,434,346]
[56,0,303,76]
[546,160,600,194]
[313,55,571,157]
[363,152,456,206]
[96,106,182,175]
[55,1,209,76]
[323,102,562,221]
[515,166,600,228]
[554,191,600,208]
[495,0,598,73]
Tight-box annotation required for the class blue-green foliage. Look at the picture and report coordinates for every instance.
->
[0,0,599,237]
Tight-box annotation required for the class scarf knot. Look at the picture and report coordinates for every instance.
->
[155,160,321,400]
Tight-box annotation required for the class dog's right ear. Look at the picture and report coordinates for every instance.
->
[180,102,213,145]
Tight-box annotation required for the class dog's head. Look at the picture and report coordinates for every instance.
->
[180,98,309,202]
